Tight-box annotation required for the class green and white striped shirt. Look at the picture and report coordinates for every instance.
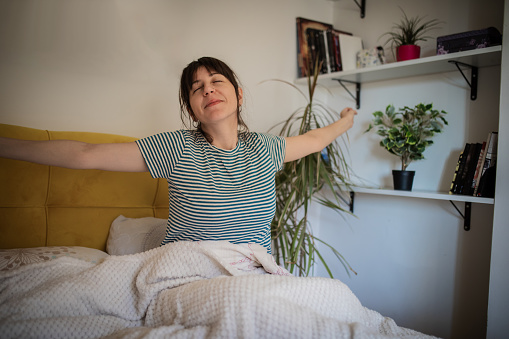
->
[136,130,285,252]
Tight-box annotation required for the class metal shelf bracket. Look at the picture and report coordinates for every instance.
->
[449,60,478,100]
[349,191,355,213]
[449,200,472,231]
[352,0,366,18]
[334,79,361,109]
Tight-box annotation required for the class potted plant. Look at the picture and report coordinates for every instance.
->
[380,8,442,61]
[264,59,355,278]
[365,103,448,191]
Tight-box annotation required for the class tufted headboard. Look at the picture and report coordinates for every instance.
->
[0,124,169,250]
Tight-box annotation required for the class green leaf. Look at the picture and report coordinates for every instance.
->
[406,136,417,145]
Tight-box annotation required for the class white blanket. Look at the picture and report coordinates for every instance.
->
[0,241,437,339]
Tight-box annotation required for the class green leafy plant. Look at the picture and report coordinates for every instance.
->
[380,8,442,51]
[366,103,448,171]
[265,60,356,278]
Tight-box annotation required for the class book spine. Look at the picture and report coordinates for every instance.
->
[477,132,498,197]
[479,133,495,181]
[471,141,486,196]
[489,132,498,166]
[321,30,331,73]
[306,28,317,75]
[334,34,342,71]
[463,143,482,195]
[316,30,327,74]
[451,143,471,194]
[326,30,336,72]
[449,151,464,194]
[296,20,304,78]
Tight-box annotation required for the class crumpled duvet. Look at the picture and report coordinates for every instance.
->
[0,241,438,339]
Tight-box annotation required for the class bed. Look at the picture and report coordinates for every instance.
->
[0,123,438,339]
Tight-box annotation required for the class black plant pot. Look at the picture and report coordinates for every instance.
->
[392,170,415,191]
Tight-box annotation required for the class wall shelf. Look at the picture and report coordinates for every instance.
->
[295,46,501,86]
[350,187,494,204]
[348,187,494,231]
[295,46,501,108]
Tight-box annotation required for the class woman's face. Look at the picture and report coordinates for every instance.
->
[189,66,243,129]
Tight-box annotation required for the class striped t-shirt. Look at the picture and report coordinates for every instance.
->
[135,130,286,252]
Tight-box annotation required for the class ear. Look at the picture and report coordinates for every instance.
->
[238,87,243,106]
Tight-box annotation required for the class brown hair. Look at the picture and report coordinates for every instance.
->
[179,57,248,142]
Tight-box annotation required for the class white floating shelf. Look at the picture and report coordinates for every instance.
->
[350,186,494,205]
[295,46,502,85]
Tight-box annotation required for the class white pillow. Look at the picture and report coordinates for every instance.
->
[0,246,109,272]
[106,215,167,255]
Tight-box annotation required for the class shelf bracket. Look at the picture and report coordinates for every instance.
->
[349,191,355,213]
[352,0,366,18]
[449,201,472,231]
[449,60,478,100]
[333,79,361,109]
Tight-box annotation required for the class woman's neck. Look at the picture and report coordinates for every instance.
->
[211,135,238,150]
[201,123,239,150]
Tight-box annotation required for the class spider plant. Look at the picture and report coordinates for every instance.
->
[380,7,442,56]
[265,59,356,278]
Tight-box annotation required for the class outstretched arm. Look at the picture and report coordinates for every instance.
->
[284,107,357,163]
[0,137,148,172]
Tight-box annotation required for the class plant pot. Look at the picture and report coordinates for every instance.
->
[392,170,415,191]
[397,45,421,61]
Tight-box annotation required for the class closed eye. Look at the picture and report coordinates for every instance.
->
[192,80,223,93]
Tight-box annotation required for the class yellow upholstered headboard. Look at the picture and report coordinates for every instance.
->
[0,124,169,250]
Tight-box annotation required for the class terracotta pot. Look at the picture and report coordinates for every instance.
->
[397,45,421,61]
[392,170,415,191]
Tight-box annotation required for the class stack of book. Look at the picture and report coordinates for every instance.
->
[296,17,362,78]
[449,132,498,197]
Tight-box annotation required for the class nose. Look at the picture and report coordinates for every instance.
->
[203,83,215,96]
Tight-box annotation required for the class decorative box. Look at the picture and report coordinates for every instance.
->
[437,27,502,55]
[356,46,385,68]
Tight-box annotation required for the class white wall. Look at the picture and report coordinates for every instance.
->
[0,0,504,338]
[311,1,504,338]
[0,0,331,138]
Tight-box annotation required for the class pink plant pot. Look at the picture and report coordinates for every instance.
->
[397,45,421,61]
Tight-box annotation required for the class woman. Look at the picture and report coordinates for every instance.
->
[0,57,357,252]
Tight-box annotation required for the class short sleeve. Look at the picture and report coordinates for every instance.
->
[135,130,186,179]
[256,133,286,171]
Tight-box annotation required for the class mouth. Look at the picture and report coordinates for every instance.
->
[205,99,222,108]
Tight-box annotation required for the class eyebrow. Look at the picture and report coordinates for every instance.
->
[191,72,220,87]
